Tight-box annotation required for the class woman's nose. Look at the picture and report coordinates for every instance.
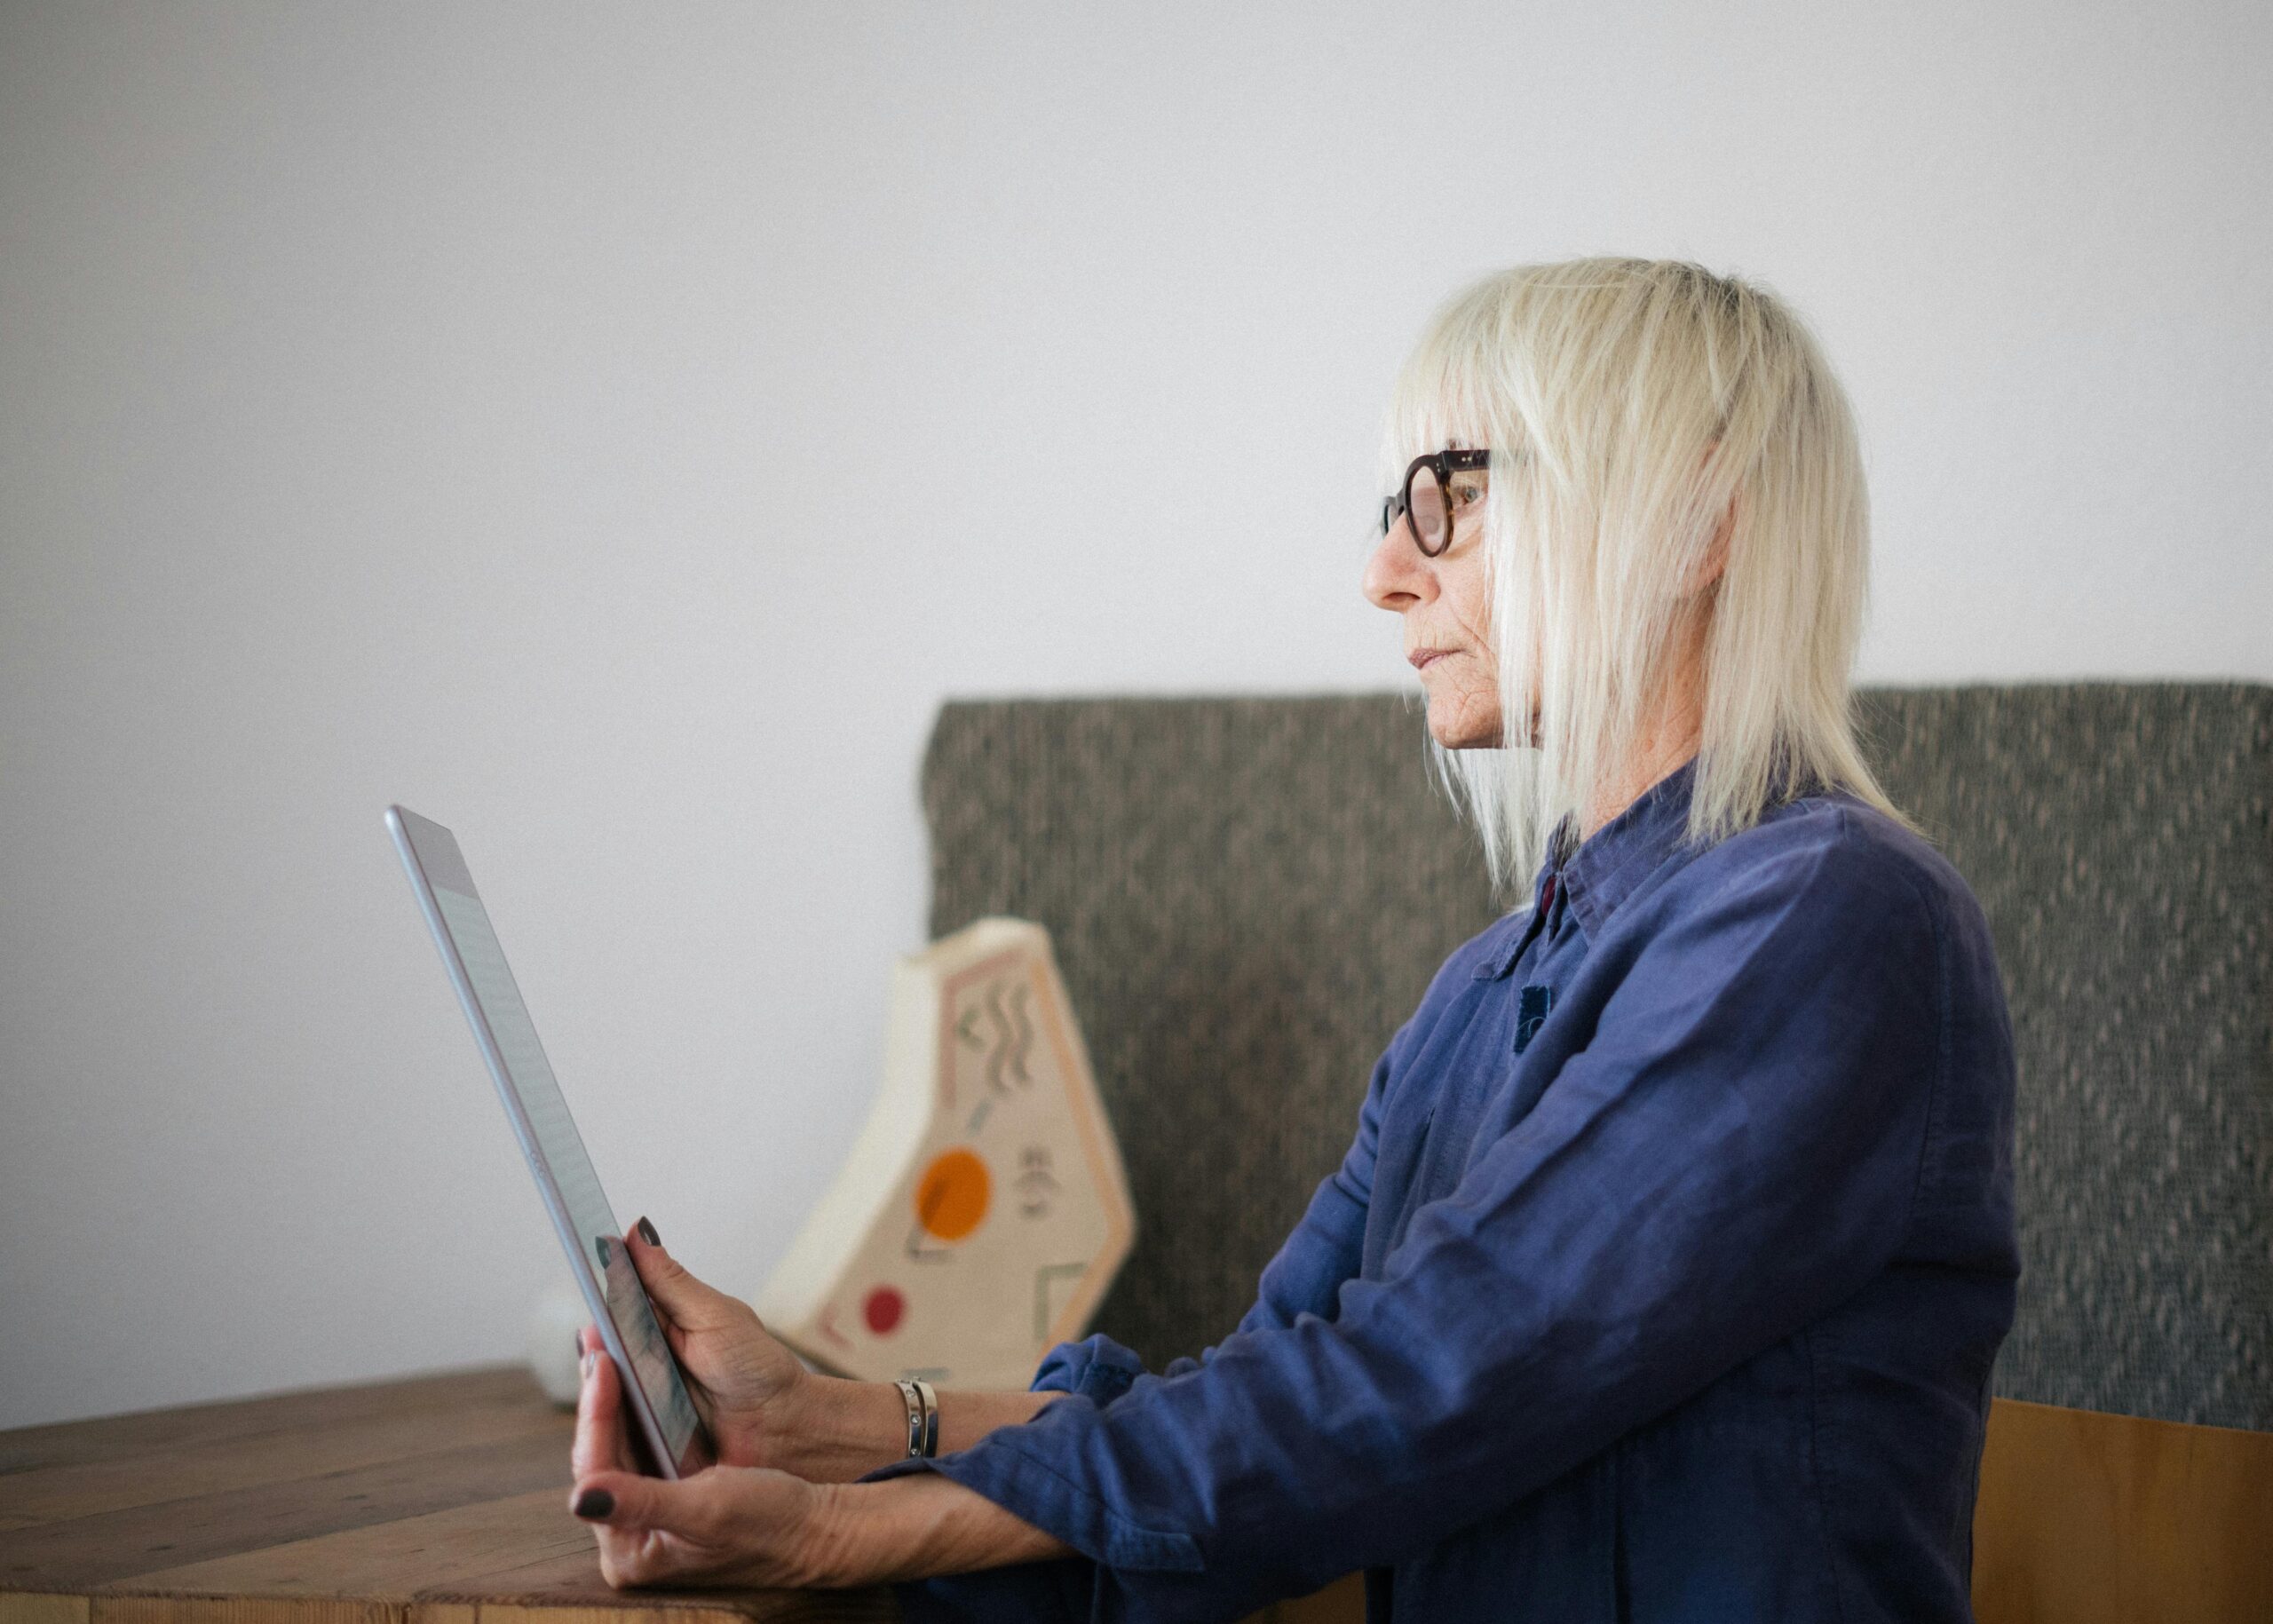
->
[1363,520,1434,612]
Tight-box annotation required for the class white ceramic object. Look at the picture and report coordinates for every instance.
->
[527,1278,589,1407]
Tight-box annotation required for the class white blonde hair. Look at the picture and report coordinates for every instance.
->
[1380,257,1907,892]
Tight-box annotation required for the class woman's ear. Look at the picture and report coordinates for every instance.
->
[1683,490,1736,599]
[1681,440,1736,599]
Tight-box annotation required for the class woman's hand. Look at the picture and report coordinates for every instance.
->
[602,1217,811,1471]
[573,1330,1074,1590]
[569,1329,829,1588]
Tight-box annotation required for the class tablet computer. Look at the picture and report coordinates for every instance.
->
[387,804,714,1479]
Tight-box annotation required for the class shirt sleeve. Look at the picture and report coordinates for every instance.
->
[875,820,1951,1619]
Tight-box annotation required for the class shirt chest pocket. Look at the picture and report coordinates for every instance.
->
[1367,988,1542,1266]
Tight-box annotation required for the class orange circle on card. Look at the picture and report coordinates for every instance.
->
[914,1146,991,1241]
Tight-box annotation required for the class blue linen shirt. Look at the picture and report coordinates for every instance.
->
[871,760,2019,1623]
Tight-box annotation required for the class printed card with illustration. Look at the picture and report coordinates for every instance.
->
[760,918,1136,1388]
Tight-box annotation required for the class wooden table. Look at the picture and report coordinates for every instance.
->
[0,1367,896,1624]
[36,1363,2260,1624]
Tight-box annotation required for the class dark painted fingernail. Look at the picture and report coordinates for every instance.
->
[636,1216,661,1247]
[594,1235,611,1267]
[573,1488,615,1520]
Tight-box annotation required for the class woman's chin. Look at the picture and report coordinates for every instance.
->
[1425,697,1506,751]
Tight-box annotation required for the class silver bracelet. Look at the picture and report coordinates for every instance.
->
[894,1378,939,1458]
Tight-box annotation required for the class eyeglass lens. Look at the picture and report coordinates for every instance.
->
[1406,466,1449,555]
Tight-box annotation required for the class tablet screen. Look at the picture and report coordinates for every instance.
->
[392,808,705,1473]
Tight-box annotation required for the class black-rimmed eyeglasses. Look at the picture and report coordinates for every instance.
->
[1380,448,1491,558]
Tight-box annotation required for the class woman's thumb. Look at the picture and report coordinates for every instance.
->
[624,1219,729,1322]
[570,1469,695,1541]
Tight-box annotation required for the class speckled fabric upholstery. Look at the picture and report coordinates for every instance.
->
[921,685,2273,1430]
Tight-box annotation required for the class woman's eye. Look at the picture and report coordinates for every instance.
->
[1453,480,1486,507]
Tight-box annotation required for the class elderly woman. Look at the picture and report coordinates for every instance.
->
[566,257,2017,1623]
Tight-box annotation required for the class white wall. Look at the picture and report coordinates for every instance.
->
[3,1,2267,1430]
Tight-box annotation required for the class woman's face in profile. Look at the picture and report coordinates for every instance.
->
[1364,460,1503,750]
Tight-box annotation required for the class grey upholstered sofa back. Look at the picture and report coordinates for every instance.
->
[921,685,2273,1430]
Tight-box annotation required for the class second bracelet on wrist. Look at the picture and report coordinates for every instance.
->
[893,1377,939,1459]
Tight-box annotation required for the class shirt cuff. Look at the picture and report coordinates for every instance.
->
[1030,1332,1150,1408]
[859,1414,1205,1573]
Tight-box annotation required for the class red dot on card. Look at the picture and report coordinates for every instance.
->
[862,1286,906,1336]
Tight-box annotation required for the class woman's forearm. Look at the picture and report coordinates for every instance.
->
[802,1471,1074,1585]
[780,1375,1065,1483]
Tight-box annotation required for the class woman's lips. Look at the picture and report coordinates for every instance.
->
[1409,647,1453,670]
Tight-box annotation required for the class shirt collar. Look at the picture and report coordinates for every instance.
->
[1473,755,1701,979]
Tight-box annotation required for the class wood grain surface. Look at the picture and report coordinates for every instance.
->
[0,1367,894,1624]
